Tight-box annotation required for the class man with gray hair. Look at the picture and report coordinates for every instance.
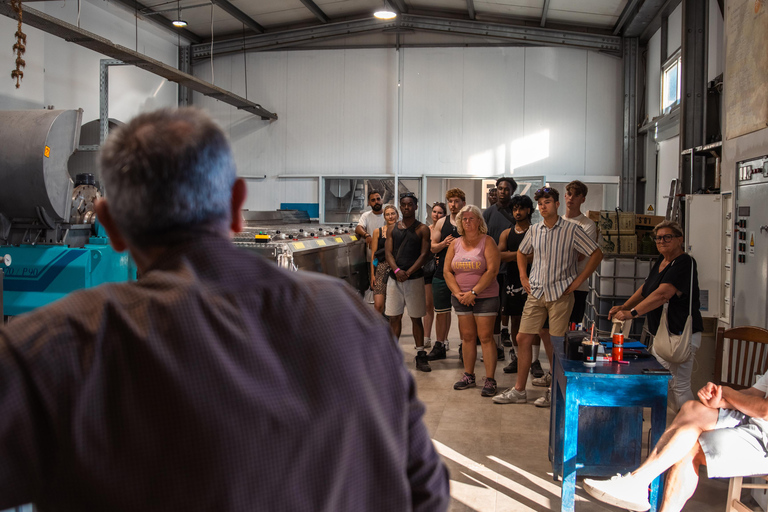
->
[0,108,449,511]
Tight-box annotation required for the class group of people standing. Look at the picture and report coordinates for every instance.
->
[357,178,703,412]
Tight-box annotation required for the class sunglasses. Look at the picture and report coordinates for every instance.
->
[653,234,681,243]
[399,192,416,199]
[536,187,554,194]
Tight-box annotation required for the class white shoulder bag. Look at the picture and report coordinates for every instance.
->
[652,257,694,364]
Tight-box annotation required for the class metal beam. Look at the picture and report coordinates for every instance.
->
[211,0,265,34]
[390,0,408,14]
[110,0,202,43]
[0,2,276,119]
[467,0,476,20]
[540,0,551,27]
[298,0,330,23]
[622,37,639,212]
[192,13,622,59]
[624,0,682,41]
[612,0,642,35]
[679,0,707,194]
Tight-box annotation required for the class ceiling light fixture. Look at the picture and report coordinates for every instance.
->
[172,0,188,27]
[374,1,397,20]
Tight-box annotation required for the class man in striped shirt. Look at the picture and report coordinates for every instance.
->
[493,186,602,405]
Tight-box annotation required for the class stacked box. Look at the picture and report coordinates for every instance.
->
[635,214,666,228]
[598,211,635,234]
[600,233,637,255]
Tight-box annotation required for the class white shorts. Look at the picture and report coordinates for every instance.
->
[385,277,427,318]
[699,408,768,479]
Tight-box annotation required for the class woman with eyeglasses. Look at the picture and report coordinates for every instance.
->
[370,204,399,314]
[444,205,501,397]
[423,202,447,348]
[608,220,703,410]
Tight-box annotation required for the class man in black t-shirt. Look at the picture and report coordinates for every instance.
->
[483,177,517,359]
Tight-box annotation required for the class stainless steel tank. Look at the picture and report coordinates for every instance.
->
[235,213,367,293]
[0,109,82,222]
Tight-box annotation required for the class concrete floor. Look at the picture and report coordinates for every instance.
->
[395,311,760,512]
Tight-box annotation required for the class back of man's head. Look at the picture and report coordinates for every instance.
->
[100,108,236,247]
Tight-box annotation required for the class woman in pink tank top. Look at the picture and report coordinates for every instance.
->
[443,205,501,398]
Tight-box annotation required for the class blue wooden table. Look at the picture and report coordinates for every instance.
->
[549,340,672,512]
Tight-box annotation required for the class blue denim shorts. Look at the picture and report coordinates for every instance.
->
[451,296,500,317]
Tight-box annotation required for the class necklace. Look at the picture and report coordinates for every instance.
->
[514,225,528,234]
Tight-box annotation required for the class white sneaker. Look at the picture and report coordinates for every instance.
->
[532,372,551,387]
[424,338,432,348]
[583,473,650,511]
[534,388,551,408]
[492,387,527,404]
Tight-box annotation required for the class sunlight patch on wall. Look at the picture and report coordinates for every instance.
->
[510,129,550,172]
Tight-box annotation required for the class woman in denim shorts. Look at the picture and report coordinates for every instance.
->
[443,205,500,397]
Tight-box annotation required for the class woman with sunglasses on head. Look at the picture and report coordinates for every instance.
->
[423,202,447,348]
[444,205,501,397]
[370,204,399,314]
[609,220,703,411]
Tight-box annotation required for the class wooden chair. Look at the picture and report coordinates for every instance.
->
[714,326,768,512]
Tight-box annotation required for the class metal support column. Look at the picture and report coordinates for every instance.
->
[622,37,639,212]
[679,0,707,194]
[178,46,192,107]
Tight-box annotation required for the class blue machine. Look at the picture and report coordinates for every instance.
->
[0,109,136,317]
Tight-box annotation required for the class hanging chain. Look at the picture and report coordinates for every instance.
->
[10,0,26,88]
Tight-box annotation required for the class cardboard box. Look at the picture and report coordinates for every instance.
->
[600,233,637,255]
[635,214,666,228]
[599,211,635,234]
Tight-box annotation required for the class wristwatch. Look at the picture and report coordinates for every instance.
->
[630,308,639,317]
[470,290,477,296]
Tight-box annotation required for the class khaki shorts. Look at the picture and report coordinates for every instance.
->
[386,277,427,318]
[518,293,575,337]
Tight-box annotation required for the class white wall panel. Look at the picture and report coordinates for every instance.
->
[519,47,587,177]
[585,52,622,176]
[461,47,526,177]
[668,3,683,55]
[657,135,680,211]
[340,50,396,174]
[0,17,45,109]
[708,0,724,82]
[401,48,465,175]
[194,46,621,210]
[1,0,179,118]
[284,51,345,174]
[647,30,662,121]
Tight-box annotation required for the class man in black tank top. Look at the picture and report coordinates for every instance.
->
[425,188,466,361]
[498,195,537,376]
[385,193,432,372]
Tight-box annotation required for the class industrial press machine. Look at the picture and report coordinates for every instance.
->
[234,210,368,294]
[0,109,136,317]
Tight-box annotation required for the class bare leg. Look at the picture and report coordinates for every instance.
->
[435,312,451,343]
[659,442,707,512]
[411,316,425,349]
[423,284,435,340]
[389,314,403,340]
[515,332,535,390]
[539,328,553,368]
[374,294,386,314]
[458,315,478,374]
[477,315,497,378]
[631,400,719,488]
